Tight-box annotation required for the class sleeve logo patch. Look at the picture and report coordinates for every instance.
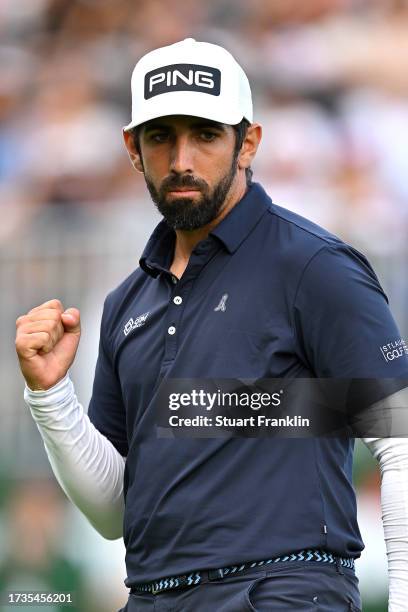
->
[124,312,150,336]
[380,338,408,362]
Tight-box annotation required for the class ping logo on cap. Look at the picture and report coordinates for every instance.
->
[144,63,221,100]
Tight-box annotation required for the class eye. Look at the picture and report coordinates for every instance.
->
[149,132,169,143]
[199,131,218,142]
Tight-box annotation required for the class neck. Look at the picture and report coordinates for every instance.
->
[170,174,247,278]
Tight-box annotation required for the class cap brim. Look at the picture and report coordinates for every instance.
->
[123,90,250,131]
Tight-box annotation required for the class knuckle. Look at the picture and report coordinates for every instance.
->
[15,328,25,343]
[29,299,63,314]
[50,299,63,311]
[15,335,28,353]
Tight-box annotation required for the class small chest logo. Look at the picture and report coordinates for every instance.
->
[123,312,150,336]
[144,63,221,100]
[380,338,408,362]
[214,294,228,313]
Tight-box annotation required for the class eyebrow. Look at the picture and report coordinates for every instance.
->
[190,121,227,131]
[142,120,228,134]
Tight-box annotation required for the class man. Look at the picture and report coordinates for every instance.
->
[16,39,408,611]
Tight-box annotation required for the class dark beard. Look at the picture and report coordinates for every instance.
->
[144,156,238,230]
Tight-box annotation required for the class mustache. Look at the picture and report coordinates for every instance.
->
[160,174,208,192]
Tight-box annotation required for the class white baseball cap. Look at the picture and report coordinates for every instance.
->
[123,38,253,131]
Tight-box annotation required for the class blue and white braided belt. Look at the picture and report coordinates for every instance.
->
[132,549,356,595]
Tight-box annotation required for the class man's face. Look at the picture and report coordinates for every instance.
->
[135,115,239,230]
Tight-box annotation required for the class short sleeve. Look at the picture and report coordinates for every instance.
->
[294,245,408,378]
[87,299,128,457]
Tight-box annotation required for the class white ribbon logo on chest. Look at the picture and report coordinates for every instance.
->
[214,294,228,313]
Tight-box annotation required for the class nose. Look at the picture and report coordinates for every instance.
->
[169,135,194,175]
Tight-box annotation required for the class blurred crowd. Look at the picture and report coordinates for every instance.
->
[0,476,125,611]
[1,0,408,253]
[1,1,407,611]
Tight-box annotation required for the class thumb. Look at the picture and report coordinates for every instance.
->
[61,308,81,334]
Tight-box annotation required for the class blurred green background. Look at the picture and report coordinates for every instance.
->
[1,1,408,610]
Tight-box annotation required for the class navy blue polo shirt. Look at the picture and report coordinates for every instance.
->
[88,182,408,586]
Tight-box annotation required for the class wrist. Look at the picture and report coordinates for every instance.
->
[25,374,73,408]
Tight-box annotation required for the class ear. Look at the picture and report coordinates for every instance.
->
[237,123,262,172]
[123,129,144,173]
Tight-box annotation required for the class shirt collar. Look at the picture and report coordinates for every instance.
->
[140,219,174,277]
[210,182,271,253]
[140,182,272,277]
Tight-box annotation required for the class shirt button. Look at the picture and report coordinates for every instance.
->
[168,326,176,335]
[173,296,182,305]
[171,276,178,284]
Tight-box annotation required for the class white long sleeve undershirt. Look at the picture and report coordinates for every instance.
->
[363,436,408,612]
[25,378,408,609]
[24,375,125,540]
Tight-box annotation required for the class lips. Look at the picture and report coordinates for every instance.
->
[168,188,200,192]
[167,188,201,196]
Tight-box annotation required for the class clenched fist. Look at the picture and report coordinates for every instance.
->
[15,299,81,391]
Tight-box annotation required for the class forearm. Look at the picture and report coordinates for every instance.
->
[25,375,125,540]
[363,437,408,612]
